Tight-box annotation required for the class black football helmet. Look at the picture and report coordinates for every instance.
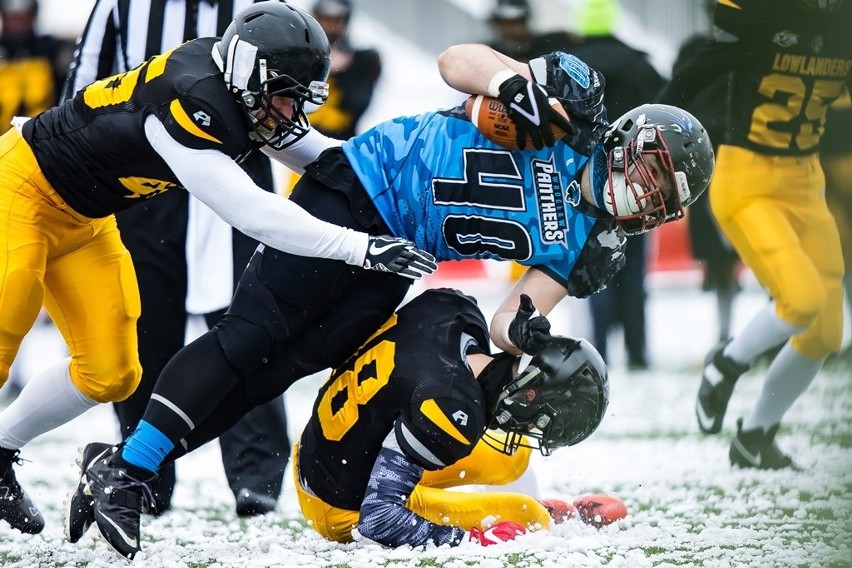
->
[601,104,714,235]
[213,1,330,149]
[484,337,609,457]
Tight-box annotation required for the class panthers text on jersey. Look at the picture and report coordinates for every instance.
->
[663,0,852,156]
[21,38,256,219]
[341,106,626,296]
[297,288,492,512]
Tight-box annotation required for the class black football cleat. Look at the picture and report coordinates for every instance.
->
[729,419,802,471]
[0,449,44,534]
[235,488,277,517]
[696,341,749,434]
[65,442,115,543]
[81,443,157,560]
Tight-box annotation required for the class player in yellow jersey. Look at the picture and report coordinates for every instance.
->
[659,0,851,469]
[0,1,433,535]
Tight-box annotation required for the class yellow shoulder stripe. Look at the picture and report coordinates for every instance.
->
[144,47,177,83]
[169,99,222,144]
[420,399,470,445]
[717,0,742,9]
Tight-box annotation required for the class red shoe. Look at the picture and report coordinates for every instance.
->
[573,494,627,528]
[538,498,577,524]
[469,520,526,546]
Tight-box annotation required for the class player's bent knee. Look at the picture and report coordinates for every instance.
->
[793,322,844,360]
[71,360,142,403]
[776,288,826,329]
[495,445,533,486]
[215,319,275,375]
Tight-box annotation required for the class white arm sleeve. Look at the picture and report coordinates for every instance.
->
[144,115,368,266]
[260,127,343,174]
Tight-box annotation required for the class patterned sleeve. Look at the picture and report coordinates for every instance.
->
[563,221,626,298]
[357,444,466,548]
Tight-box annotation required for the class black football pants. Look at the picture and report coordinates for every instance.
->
[141,150,412,461]
[115,156,289,511]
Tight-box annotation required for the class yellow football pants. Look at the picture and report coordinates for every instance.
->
[0,128,141,402]
[823,153,852,272]
[293,435,551,543]
[710,145,844,359]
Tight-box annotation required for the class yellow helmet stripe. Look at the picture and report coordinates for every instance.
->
[419,399,470,445]
[169,99,222,144]
[717,0,742,9]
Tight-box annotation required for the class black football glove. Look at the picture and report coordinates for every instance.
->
[497,74,573,151]
[363,235,438,280]
[507,293,553,354]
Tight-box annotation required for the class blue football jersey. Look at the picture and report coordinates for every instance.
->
[342,105,625,293]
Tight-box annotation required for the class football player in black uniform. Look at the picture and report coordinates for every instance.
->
[0,1,434,535]
[64,27,714,559]
[659,0,851,468]
[293,288,611,548]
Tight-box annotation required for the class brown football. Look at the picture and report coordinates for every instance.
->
[463,94,570,151]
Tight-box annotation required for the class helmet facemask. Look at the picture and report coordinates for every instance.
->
[599,104,714,236]
[483,337,609,457]
[213,3,331,151]
[242,69,329,150]
[604,124,684,235]
[485,362,559,456]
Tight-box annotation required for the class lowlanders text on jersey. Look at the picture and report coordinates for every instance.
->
[532,158,567,243]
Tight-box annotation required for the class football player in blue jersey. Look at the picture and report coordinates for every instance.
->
[67,36,714,559]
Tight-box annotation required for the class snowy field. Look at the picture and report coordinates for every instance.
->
[1,272,850,568]
[3,4,849,567]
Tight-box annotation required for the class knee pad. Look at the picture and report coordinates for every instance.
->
[791,283,845,359]
[775,281,826,329]
[493,445,533,485]
[72,357,142,403]
[214,314,277,375]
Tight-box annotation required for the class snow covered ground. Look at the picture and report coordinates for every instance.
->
[1,275,850,568]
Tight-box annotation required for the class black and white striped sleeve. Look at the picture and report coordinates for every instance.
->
[61,0,121,102]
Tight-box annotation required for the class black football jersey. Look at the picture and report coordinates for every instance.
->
[22,38,256,218]
[297,288,492,511]
[660,0,852,156]
[716,0,852,155]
